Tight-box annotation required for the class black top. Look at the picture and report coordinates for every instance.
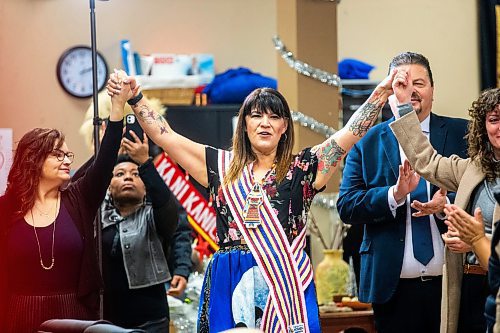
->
[0,120,123,329]
[102,227,168,327]
[167,206,193,279]
[6,203,83,294]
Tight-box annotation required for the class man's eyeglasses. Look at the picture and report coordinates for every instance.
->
[52,149,75,163]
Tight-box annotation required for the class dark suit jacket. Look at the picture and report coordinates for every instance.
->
[336,113,468,304]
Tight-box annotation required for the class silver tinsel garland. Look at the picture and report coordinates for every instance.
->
[275,34,341,210]
[291,110,337,138]
[273,36,342,90]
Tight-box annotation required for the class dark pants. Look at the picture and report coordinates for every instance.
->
[457,274,488,333]
[372,276,442,333]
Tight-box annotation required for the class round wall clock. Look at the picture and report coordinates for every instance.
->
[56,46,108,98]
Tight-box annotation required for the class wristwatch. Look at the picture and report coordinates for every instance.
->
[397,103,414,117]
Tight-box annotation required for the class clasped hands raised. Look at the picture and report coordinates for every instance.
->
[106,69,140,104]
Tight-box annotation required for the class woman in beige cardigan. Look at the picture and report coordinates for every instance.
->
[388,71,500,333]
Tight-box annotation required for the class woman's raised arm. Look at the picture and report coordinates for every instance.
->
[107,70,209,187]
[312,69,397,190]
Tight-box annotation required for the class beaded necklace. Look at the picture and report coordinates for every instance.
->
[30,195,59,270]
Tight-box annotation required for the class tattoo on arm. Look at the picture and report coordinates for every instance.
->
[347,90,385,137]
[135,104,169,135]
[348,102,380,137]
[317,139,346,175]
[314,87,387,176]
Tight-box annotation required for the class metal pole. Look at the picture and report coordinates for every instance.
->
[89,0,103,319]
[90,0,101,154]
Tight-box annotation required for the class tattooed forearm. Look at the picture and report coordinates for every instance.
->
[316,139,346,175]
[348,102,381,137]
[135,104,170,135]
[347,90,386,137]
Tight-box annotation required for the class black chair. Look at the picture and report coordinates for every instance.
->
[38,319,146,333]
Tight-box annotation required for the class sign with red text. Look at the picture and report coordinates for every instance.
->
[155,154,219,251]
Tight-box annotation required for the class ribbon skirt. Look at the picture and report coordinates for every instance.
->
[197,245,322,332]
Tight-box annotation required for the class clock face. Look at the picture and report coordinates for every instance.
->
[57,46,108,98]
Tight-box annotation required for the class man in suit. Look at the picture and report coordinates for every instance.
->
[336,52,469,333]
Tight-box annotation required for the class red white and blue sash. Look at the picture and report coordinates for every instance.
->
[218,150,313,333]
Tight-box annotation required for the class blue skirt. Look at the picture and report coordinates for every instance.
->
[198,245,322,332]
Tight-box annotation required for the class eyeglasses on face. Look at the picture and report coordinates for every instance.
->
[52,149,75,162]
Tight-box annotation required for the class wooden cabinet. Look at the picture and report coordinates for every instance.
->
[320,310,376,333]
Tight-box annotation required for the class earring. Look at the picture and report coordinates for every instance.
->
[281,133,287,142]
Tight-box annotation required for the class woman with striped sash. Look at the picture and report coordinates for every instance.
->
[107,68,398,332]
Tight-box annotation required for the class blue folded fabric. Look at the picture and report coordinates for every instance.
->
[203,67,277,104]
[338,58,375,80]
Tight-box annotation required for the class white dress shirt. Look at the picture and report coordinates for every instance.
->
[387,115,445,278]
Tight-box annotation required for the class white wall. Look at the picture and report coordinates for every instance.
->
[0,0,481,164]
[337,0,480,119]
[0,0,277,167]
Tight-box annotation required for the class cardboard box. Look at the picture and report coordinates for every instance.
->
[143,88,195,105]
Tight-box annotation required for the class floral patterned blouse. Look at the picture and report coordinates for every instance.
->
[206,146,323,246]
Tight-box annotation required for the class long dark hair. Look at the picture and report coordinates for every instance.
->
[466,88,500,181]
[5,128,65,217]
[224,88,294,185]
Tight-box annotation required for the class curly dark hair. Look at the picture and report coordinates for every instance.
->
[466,88,500,181]
[5,128,65,217]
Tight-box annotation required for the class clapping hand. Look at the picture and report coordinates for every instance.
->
[444,205,485,246]
[441,227,473,253]
[393,159,420,202]
[411,187,447,217]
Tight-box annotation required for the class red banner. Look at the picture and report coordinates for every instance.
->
[155,154,219,251]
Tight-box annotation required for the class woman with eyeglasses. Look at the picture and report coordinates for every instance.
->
[0,92,125,333]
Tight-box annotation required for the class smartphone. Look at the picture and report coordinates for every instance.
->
[124,114,144,142]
